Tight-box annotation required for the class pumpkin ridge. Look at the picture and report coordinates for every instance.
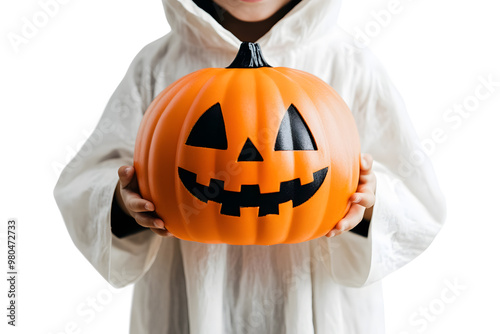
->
[251,68,262,244]
[215,69,243,243]
[154,70,221,240]
[261,67,329,243]
[136,72,202,203]
[256,68,295,243]
[174,68,228,240]
[291,69,360,237]
[279,69,333,240]
[178,69,237,242]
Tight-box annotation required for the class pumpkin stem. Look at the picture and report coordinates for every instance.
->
[226,42,272,69]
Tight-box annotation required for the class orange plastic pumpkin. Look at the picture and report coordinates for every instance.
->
[134,42,360,245]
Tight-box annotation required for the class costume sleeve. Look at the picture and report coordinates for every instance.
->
[53,46,163,288]
[318,51,447,287]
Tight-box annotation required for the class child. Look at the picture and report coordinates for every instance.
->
[54,0,446,333]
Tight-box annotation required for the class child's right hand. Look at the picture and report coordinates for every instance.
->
[115,165,173,237]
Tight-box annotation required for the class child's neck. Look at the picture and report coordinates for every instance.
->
[196,0,300,43]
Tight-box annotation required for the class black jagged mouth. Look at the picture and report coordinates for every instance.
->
[178,166,328,217]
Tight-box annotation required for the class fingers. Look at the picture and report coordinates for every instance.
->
[360,153,373,173]
[119,173,155,214]
[358,173,375,185]
[352,177,376,209]
[325,204,365,238]
[130,210,175,238]
[126,195,155,213]
[118,165,140,190]
[130,209,175,238]
[124,198,166,230]
[117,165,153,214]
[117,165,174,238]
[132,212,163,229]
[356,152,376,203]
[134,213,175,238]
[350,191,375,209]
[151,228,174,237]
[118,165,134,188]
[325,153,376,238]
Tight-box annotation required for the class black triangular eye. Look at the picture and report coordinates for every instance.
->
[274,104,317,151]
[186,103,228,149]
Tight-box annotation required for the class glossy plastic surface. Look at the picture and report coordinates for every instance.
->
[134,44,360,245]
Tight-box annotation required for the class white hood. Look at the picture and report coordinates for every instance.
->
[162,0,342,53]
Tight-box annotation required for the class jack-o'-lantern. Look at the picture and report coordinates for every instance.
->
[134,42,360,245]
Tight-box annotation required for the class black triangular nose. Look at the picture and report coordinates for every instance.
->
[237,138,263,162]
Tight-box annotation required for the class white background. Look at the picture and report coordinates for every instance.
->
[1,0,499,333]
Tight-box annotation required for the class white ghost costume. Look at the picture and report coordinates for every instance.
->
[53,0,446,333]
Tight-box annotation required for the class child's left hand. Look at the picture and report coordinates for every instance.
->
[325,153,376,238]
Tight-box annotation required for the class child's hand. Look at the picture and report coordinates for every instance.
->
[325,153,376,238]
[115,165,173,237]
